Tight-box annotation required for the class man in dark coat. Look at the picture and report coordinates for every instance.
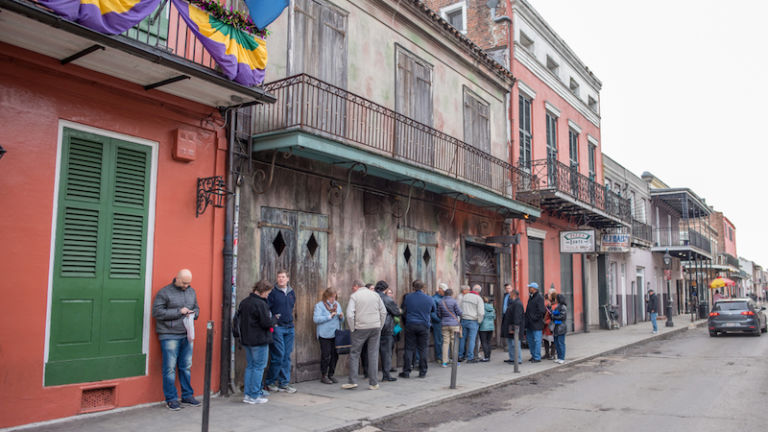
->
[238,279,276,404]
[399,280,436,378]
[647,288,659,334]
[501,288,524,364]
[524,282,546,362]
[375,280,400,382]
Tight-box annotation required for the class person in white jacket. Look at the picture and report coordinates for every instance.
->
[458,284,485,363]
[343,280,387,390]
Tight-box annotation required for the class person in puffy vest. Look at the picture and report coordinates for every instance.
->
[238,279,276,404]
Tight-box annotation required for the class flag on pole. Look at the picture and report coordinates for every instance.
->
[171,0,267,87]
[243,0,288,30]
[38,0,161,34]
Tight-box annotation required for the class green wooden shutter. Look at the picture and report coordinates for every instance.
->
[46,128,150,386]
[123,2,169,47]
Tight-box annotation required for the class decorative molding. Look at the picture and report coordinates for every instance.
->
[517,80,537,99]
[527,227,547,239]
[568,119,582,134]
[515,45,600,127]
[544,101,560,117]
[439,1,467,35]
[587,134,599,146]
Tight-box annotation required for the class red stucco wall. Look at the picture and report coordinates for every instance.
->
[0,43,227,427]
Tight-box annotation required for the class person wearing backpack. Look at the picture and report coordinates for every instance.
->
[237,279,276,404]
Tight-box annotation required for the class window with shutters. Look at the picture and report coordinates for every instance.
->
[395,45,434,166]
[292,0,348,88]
[519,94,532,170]
[46,127,152,386]
[462,87,491,188]
[568,129,578,169]
[124,1,169,47]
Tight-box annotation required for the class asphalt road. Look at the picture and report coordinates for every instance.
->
[374,327,768,432]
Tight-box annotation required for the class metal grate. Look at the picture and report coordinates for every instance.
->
[80,386,116,413]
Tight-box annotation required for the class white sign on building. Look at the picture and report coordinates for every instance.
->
[601,233,630,253]
[560,230,596,253]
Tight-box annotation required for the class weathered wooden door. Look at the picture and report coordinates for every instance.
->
[417,231,437,293]
[259,207,297,283]
[292,212,328,381]
[395,47,434,167]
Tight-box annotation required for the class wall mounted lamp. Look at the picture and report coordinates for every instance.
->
[196,175,232,217]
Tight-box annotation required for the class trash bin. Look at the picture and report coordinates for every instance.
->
[698,303,709,319]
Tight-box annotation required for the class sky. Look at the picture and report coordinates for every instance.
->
[528,0,768,268]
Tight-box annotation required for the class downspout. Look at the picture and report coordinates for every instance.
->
[582,254,589,332]
[219,108,236,396]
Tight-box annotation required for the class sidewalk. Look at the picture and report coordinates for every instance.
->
[7,319,704,432]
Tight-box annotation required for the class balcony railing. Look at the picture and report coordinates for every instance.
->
[122,2,216,70]
[653,228,712,253]
[631,219,653,243]
[517,158,631,221]
[252,74,528,199]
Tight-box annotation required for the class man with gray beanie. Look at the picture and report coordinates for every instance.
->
[430,283,447,363]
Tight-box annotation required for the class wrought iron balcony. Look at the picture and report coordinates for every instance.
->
[516,158,630,227]
[252,74,532,201]
[652,227,712,255]
[631,219,653,244]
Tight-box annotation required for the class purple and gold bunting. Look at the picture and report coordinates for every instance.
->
[38,0,161,34]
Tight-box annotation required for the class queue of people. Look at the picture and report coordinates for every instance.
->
[153,268,569,410]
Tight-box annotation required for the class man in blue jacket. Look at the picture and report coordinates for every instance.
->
[399,280,436,378]
[265,269,297,393]
[430,283,446,364]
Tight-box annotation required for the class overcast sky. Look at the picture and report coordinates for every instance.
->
[528,0,768,269]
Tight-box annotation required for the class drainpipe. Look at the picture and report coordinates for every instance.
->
[219,109,236,396]
[582,254,589,332]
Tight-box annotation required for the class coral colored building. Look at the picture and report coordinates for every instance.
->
[0,0,272,427]
[424,0,631,330]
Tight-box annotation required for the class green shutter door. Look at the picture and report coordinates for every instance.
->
[46,128,150,386]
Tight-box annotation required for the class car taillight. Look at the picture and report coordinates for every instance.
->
[741,311,755,316]
[709,312,719,317]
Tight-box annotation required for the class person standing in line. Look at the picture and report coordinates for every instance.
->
[343,280,386,390]
[437,288,462,367]
[430,283,446,364]
[238,279,276,404]
[458,285,485,363]
[524,282,546,363]
[265,269,297,393]
[374,280,400,382]
[647,288,659,334]
[551,294,568,364]
[399,280,436,378]
[542,290,556,360]
[478,296,496,362]
[152,269,200,411]
[313,287,344,384]
[359,282,375,378]
[501,288,524,364]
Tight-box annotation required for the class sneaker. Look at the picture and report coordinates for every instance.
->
[441,362,448,368]
[479,358,490,362]
[652,331,658,334]
[321,375,333,384]
[253,397,268,404]
[328,375,338,383]
[261,389,271,396]
[382,376,397,382]
[369,384,379,390]
[166,400,181,411]
[466,358,479,364]
[398,372,410,379]
[341,383,358,390]
[265,384,279,393]
[556,359,566,364]
[243,395,256,404]
[531,359,541,363]
[278,385,297,394]
[416,373,427,378]
[181,397,201,407]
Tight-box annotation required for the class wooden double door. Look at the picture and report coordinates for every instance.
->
[259,207,328,382]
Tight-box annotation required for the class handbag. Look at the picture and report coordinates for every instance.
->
[334,329,351,355]
[442,300,462,337]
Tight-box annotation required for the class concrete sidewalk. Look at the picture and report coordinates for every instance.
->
[8,319,704,432]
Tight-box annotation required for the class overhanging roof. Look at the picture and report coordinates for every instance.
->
[253,130,542,219]
[650,188,710,218]
[0,0,275,108]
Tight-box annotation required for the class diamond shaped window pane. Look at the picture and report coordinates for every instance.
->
[306,233,319,257]
[423,249,431,265]
[273,231,286,256]
[403,245,412,263]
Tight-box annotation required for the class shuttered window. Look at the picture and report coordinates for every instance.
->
[463,87,491,187]
[395,46,434,166]
[46,128,151,386]
[518,94,532,170]
[293,0,347,88]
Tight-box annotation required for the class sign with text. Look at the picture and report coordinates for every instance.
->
[560,230,596,253]
[601,233,630,253]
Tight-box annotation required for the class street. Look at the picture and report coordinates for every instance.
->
[373,328,768,431]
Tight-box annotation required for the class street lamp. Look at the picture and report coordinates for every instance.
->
[663,249,674,327]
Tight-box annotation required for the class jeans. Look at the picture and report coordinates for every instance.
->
[403,323,429,375]
[349,327,380,385]
[458,320,480,361]
[379,332,394,379]
[441,325,460,363]
[432,323,443,361]
[554,334,566,360]
[266,326,294,387]
[526,329,543,361]
[506,337,522,363]
[160,336,194,402]
[318,337,338,377]
[650,312,658,332]
[478,330,493,359]
[243,344,269,398]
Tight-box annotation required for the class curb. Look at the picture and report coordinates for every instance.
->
[321,322,703,432]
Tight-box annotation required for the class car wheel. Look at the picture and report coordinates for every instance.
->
[762,322,767,334]
[709,331,717,337]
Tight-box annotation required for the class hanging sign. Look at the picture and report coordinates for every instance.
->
[560,230,595,253]
[601,233,630,253]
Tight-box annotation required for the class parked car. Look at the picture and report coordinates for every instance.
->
[708,298,767,337]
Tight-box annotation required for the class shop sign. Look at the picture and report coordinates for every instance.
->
[601,233,630,253]
[560,230,595,253]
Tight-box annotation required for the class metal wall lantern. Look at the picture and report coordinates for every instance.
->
[196,175,232,217]
[0,145,6,160]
